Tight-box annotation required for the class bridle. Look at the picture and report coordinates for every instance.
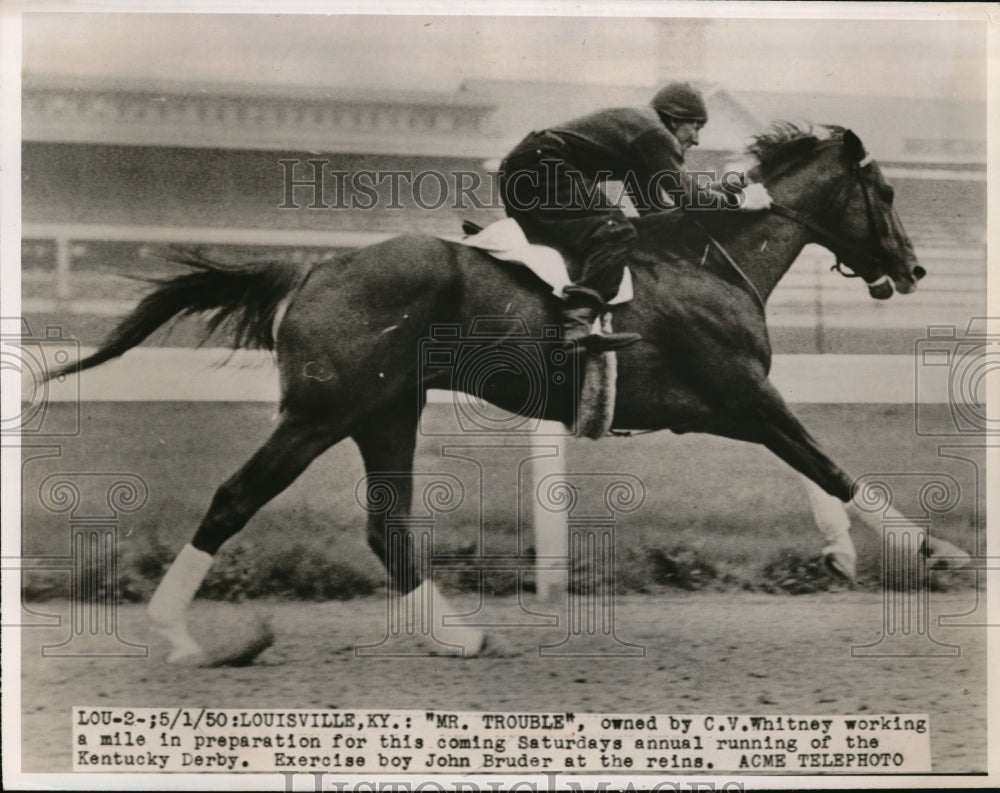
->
[766,148,924,299]
[694,134,925,311]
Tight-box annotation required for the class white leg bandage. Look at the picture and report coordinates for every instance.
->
[802,477,851,544]
[802,476,856,578]
[399,580,484,656]
[148,544,213,663]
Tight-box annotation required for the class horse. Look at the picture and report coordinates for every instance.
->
[48,122,968,664]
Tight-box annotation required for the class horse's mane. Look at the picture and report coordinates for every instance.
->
[637,120,847,253]
[746,121,845,180]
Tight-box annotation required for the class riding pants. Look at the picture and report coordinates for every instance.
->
[499,131,637,304]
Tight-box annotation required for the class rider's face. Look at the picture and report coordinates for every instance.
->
[673,121,703,151]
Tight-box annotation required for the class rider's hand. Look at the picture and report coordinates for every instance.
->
[739,183,773,211]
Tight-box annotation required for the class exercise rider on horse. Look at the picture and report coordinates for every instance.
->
[499,81,773,352]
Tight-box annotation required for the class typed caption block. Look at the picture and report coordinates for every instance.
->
[73,708,931,774]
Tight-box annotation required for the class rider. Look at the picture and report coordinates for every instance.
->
[499,81,772,352]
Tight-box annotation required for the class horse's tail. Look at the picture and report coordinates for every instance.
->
[45,248,310,381]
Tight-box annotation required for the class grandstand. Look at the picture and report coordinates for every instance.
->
[21,74,985,354]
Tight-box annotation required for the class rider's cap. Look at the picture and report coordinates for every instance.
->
[650,81,708,124]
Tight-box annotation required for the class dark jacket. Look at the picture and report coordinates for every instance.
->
[545,106,724,212]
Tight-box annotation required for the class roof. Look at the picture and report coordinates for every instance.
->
[22,74,500,158]
[22,74,986,167]
[24,73,494,110]
[459,78,759,154]
[732,91,985,165]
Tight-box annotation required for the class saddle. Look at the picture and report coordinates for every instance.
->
[458,218,634,304]
[454,218,623,440]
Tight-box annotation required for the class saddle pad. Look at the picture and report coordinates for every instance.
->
[457,218,633,305]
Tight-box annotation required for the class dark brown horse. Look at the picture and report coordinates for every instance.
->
[49,122,966,663]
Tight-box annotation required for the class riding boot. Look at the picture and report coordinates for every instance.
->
[561,286,641,352]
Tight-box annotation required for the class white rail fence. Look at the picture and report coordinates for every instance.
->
[22,222,986,329]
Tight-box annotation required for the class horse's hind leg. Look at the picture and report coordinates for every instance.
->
[352,401,486,656]
[148,412,347,663]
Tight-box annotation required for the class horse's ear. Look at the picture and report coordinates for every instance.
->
[843,129,867,163]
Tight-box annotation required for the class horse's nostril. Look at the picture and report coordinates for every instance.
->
[913,265,927,281]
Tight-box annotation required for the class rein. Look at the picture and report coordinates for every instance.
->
[692,222,767,313]
[768,197,889,289]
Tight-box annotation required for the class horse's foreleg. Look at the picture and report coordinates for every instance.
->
[754,417,859,579]
[723,381,858,577]
[352,403,485,656]
[799,475,856,580]
[149,413,347,663]
[726,381,854,499]
[745,383,968,575]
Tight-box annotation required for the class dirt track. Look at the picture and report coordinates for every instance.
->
[20,592,986,775]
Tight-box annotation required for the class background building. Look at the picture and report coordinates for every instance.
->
[22,69,986,354]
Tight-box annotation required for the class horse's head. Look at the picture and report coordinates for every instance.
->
[750,123,925,299]
[832,129,925,297]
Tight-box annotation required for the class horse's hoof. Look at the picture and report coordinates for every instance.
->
[200,617,275,668]
[823,550,857,582]
[822,539,857,583]
[166,647,207,666]
[428,623,485,657]
[153,620,206,665]
[476,633,518,658]
[823,551,856,583]
[921,537,971,570]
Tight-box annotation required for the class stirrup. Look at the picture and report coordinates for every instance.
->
[563,331,641,354]
[586,332,642,352]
